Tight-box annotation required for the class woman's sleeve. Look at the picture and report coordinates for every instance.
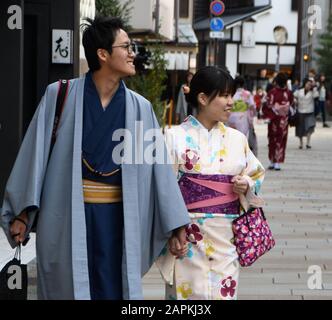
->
[239,140,265,211]
[313,87,319,99]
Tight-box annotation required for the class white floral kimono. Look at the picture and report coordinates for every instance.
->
[157,116,265,300]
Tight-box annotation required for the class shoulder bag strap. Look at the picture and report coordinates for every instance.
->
[48,79,69,161]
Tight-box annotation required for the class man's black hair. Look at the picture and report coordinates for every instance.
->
[81,16,124,72]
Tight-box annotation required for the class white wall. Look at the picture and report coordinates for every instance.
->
[228,0,298,66]
[232,26,241,42]
[125,0,154,32]
[159,0,174,40]
[119,0,175,40]
[311,0,331,70]
[239,45,267,64]
[254,0,270,6]
[254,0,298,44]
[80,0,96,74]
[226,44,238,77]
[267,45,296,65]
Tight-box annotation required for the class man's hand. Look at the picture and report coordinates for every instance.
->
[168,226,188,258]
[231,175,249,195]
[10,211,28,244]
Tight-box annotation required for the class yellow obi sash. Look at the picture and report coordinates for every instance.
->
[83,179,122,204]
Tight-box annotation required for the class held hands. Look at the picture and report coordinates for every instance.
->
[10,211,28,244]
[168,226,188,258]
[231,175,249,195]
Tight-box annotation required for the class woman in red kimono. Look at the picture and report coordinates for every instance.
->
[264,73,294,171]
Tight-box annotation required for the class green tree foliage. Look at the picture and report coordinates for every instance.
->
[126,43,168,124]
[315,14,332,80]
[95,0,133,30]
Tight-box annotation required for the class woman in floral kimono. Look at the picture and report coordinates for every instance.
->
[157,66,265,300]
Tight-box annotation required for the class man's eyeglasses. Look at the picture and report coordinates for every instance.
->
[112,43,136,54]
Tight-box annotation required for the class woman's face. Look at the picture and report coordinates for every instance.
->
[199,92,234,123]
[304,81,312,91]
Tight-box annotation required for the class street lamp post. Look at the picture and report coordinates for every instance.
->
[276,44,281,72]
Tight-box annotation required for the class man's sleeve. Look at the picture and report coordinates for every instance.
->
[0,85,55,247]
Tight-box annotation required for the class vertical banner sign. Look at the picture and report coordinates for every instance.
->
[52,29,73,64]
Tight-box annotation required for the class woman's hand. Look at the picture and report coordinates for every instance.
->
[10,211,28,244]
[168,226,188,258]
[231,175,249,195]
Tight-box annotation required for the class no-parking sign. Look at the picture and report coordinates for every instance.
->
[210,1,225,16]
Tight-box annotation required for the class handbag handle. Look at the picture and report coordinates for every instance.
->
[242,207,267,229]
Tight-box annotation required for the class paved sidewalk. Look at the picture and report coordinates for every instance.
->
[1,120,331,300]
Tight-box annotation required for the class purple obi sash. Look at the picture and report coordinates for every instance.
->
[178,173,240,215]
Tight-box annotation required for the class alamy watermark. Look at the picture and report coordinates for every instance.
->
[7,5,22,30]
[5,4,323,32]
[7,265,23,290]
[95,122,237,166]
[307,5,322,31]
[307,265,323,290]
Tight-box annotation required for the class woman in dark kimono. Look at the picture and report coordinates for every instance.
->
[264,73,294,171]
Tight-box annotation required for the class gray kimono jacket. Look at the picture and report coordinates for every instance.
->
[0,76,190,299]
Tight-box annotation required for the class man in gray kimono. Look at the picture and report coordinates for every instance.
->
[0,16,190,299]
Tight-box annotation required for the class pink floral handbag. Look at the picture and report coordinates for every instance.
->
[232,207,275,267]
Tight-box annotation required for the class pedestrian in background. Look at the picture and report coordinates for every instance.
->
[317,74,330,128]
[294,78,319,149]
[254,86,266,121]
[227,76,258,155]
[264,73,294,171]
[157,66,265,300]
[176,71,194,124]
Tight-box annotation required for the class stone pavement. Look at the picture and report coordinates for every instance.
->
[1,120,331,300]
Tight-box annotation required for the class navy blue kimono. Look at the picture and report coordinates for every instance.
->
[82,72,125,299]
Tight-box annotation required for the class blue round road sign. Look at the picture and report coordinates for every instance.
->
[210,17,224,32]
[210,1,225,16]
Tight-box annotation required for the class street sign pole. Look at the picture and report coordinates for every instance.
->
[209,1,225,66]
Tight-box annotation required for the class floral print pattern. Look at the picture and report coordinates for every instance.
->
[177,282,193,299]
[181,149,200,171]
[185,223,203,245]
[232,208,275,267]
[220,276,237,298]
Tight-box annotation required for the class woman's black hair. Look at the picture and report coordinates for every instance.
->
[275,72,288,88]
[302,77,312,88]
[185,66,235,110]
[81,16,124,72]
[234,76,245,89]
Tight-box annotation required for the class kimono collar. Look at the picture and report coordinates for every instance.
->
[185,115,226,134]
